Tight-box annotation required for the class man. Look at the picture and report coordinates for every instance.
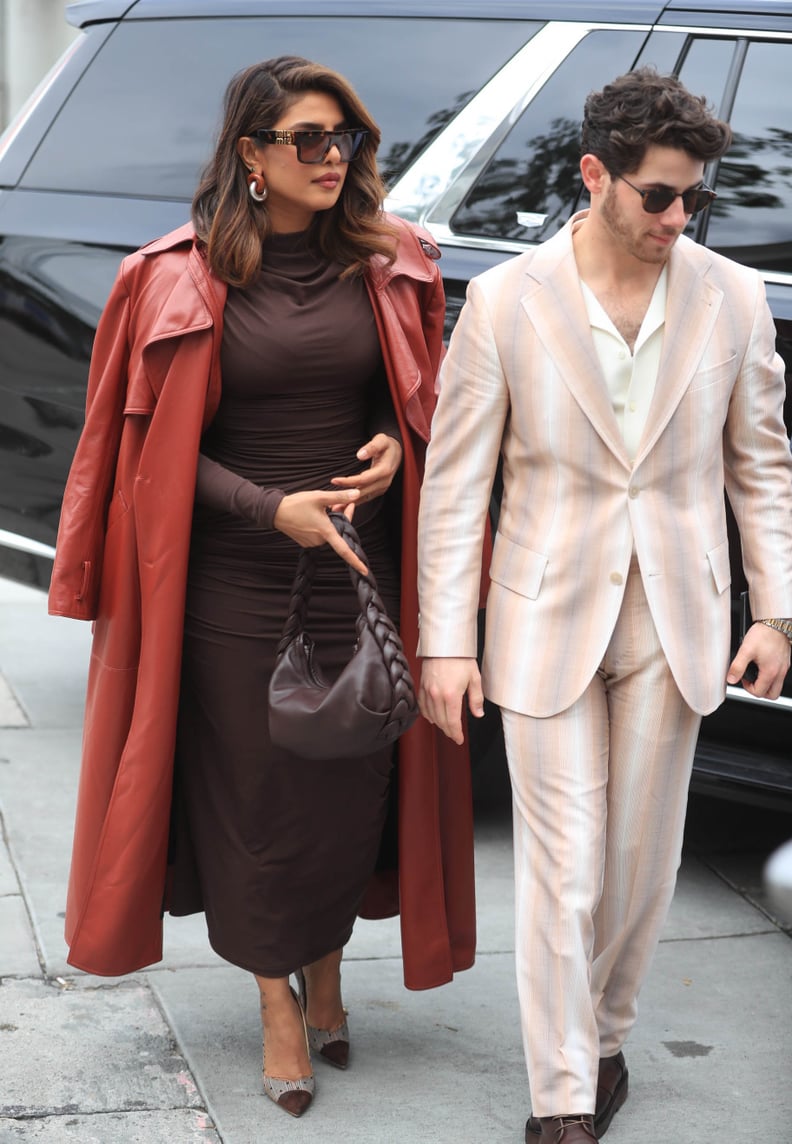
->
[416,68,792,1144]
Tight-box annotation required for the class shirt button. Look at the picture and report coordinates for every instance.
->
[628,486,640,499]
[610,572,623,585]
[629,402,637,412]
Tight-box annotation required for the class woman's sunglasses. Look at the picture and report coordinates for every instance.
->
[618,174,717,216]
[251,128,369,164]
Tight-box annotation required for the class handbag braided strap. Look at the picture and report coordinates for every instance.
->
[277,513,417,740]
[277,542,319,653]
[341,521,418,740]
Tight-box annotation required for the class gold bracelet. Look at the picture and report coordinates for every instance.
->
[759,618,792,643]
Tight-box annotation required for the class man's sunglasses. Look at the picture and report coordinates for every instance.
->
[250,128,369,164]
[618,175,717,216]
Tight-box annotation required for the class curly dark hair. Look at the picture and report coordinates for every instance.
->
[192,56,397,287]
[581,67,732,176]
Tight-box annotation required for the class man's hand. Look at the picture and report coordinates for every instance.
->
[419,657,485,745]
[727,622,791,699]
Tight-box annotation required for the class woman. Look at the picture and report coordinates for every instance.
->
[48,57,475,1117]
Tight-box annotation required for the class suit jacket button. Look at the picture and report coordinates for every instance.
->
[610,571,623,585]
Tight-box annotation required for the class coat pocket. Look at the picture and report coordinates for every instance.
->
[706,539,731,595]
[489,531,548,600]
[105,487,130,531]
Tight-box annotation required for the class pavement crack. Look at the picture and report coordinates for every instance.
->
[660,928,781,943]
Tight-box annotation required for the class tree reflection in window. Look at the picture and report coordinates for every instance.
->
[452,116,582,241]
[379,94,476,189]
[712,130,792,215]
[449,29,644,244]
[705,41,792,273]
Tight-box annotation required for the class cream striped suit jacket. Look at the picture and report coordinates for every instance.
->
[417,212,792,717]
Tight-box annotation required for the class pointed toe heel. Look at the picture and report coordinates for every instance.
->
[262,986,315,1117]
[308,1017,350,1070]
[262,1073,315,1118]
[295,967,351,1070]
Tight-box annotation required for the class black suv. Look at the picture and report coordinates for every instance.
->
[1,0,791,806]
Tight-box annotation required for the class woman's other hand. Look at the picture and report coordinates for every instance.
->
[330,434,403,503]
[273,489,367,574]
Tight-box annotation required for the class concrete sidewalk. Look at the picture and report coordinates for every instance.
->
[1,577,791,1142]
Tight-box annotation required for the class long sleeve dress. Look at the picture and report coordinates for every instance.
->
[168,231,402,976]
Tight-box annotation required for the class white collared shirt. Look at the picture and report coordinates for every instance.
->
[580,268,667,462]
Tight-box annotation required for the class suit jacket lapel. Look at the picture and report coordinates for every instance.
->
[520,221,631,469]
[633,238,723,465]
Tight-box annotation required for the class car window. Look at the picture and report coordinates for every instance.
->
[644,31,735,113]
[21,16,533,198]
[448,30,648,244]
[632,29,686,76]
[701,40,792,276]
[671,36,736,239]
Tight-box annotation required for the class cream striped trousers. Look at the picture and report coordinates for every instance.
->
[501,560,702,1117]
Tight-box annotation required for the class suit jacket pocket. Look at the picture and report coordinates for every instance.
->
[706,539,731,595]
[489,531,548,600]
[686,353,738,393]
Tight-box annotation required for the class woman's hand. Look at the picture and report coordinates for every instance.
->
[330,434,403,504]
[273,489,367,574]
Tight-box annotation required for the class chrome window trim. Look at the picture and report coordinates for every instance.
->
[725,683,792,712]
[426,224,534,255]
[0,529,56,560]
[385,19,792,244]
[660,25,792,42]
[385,21,597,223]
[422,20,664,230]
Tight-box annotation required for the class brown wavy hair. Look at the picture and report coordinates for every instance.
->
[581,67,732,177]
[192,56,398,287]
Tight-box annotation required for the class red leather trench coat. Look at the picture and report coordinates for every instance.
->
[48,215,476,989]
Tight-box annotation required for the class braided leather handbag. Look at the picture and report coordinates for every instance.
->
[268,513,419,759]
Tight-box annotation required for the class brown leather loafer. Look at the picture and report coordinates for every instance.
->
[528,1114,598,1143]
[594,1052,628,1135]
[526,1053,628,1139]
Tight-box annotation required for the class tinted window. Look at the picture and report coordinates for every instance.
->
[450,30,646,243]
[0,237,114,407]
[656,32,735,113]
[632,29,686,76]
[673,36,736,239]
[703,41,792,275]
[22,16,531,197]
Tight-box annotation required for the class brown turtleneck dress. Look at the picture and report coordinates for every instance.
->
[170,232,401,976]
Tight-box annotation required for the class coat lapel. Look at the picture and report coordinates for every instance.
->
[632,237,723,465]
[135,230,227,428]
[520,221,631,469]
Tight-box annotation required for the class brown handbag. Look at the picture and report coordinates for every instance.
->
[268,512,419,759]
